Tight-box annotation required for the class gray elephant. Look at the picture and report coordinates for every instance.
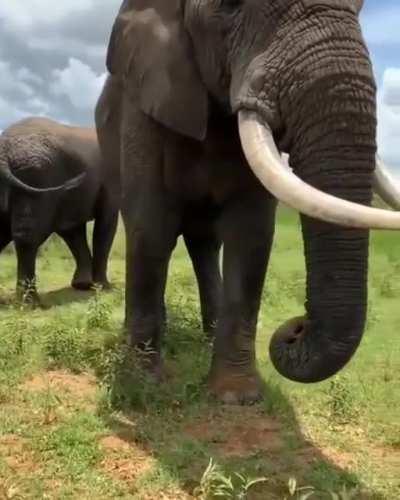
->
[95,0,400,404]
[0,117,119,304]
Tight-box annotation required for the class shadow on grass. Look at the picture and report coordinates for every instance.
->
[0,295,13,308]
[95,312,384,500]
[41,287,95,307]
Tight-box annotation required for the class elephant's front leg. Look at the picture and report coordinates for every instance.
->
[124,194,181,380]
[183,232,222,337]
[208,193,276,404]
[14,240,41,306]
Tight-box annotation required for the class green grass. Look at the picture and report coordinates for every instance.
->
[0,208,399,499]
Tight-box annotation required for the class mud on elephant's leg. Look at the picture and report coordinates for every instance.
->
[14,240,41,307]
[92,194,119,290]
[124,194,181,380]
[183,232,222,338]
[208,193,276,404]
[59,225,93,290]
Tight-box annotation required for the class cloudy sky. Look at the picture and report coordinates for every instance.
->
[0,1,399,168]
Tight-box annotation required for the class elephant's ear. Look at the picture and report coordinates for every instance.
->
[106,0,208,141]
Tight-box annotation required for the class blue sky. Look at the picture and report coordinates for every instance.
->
[361,1,400,169]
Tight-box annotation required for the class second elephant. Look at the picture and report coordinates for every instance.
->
[0,116,119,303]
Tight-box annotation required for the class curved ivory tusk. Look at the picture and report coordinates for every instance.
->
[238,110,400,230]
[373,155,400,210]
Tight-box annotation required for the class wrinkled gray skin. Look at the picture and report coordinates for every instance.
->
[96,0,376,403]
[0,117,119,304]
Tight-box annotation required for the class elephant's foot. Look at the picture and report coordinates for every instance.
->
[203,321,217,341]
[71,269,93,291]
[97,280,112,291]
[16,287,42,309]
[207,365,264,405]
[138,353,166,383]
[93,275,112,291]
[130,340,166,383]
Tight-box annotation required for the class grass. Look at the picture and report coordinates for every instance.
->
[0,208,399,499]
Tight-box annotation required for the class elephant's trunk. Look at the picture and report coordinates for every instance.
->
[239,115,374,382]
[0,136,85,195]
[237,20,389,381]
[271,144,373,382]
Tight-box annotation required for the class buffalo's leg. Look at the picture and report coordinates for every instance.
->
[59,225,93,290]
[14,240,41,305]
[208,192,276,404]
[183,232,222,337]
[92,191,119,289]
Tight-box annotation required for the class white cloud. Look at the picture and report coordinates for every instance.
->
[0,58,52,128]
[51,57,106,110]
[0,0,94,28]
[0,97,27,124]
[28,35,105,60]
[0,61,36,97]
[15,67,43,86]
[377,68,400,169]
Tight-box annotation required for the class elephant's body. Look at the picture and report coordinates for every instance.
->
[96,0,388,403]
[96,77,222,335]
[0,117,119,302]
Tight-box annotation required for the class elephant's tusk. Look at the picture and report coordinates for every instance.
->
[238,110,400,229]
[373,155,400,210]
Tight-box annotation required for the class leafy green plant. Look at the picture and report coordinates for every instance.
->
[41,385,63,425]
[285,477,315,499]
[325,376,360,425]
[86,287,112,329]
[194,458,267,499]
[43,325,86,372]
[284,477,361,500]
[328,486,361,499]
[97,341,164,411]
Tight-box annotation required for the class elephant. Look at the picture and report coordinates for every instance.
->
[0,116,119,304]
[95,0,400,404]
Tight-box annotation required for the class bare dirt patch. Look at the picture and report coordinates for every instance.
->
[184,407,283,458]
[22,369,96,399]
[99,434,155,483]
[368,445,400,482]
[295,444,357,471]
[0,434,39,474]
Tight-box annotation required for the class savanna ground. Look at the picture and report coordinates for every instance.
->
[0,207,399,499]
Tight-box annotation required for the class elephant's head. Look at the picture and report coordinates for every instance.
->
[107,0,400,383]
